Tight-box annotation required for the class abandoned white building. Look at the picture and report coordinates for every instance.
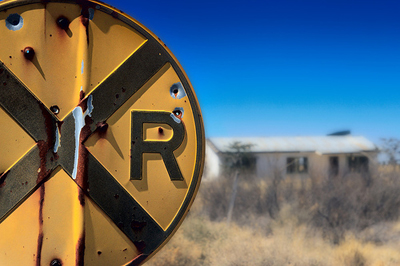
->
[203,135,378,180]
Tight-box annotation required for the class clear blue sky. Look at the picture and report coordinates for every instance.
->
[106,0,399,144]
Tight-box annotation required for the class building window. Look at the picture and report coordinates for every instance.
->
[329,156,339,176]
[348,156,369,173]
[287,157,308,174]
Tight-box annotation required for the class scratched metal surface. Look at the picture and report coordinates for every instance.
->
[0,1,204,265]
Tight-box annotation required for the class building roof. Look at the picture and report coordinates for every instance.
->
[208,136,378,154]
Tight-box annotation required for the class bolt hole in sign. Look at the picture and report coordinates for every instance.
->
[0,0,204,265]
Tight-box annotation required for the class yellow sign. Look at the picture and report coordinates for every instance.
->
[0,0,204,265]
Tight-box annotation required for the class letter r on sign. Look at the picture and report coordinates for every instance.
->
[130,111,185,181]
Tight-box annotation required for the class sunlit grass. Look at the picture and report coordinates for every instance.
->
[147,169,400,265]
[148,216,400,265]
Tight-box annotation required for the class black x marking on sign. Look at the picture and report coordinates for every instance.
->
[0,40,176,255]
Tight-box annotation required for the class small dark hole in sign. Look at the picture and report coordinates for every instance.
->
[172,107,184,120]
[131,220,147,231]
[50,259,62,266]
[134,240,146,253]
[170,82,186,99]
[6,13,23,31]
[50,105,60,114]
[11,19,19,25]
[56,16,70,30]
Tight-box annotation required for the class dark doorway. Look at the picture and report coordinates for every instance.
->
[329,156,339,176]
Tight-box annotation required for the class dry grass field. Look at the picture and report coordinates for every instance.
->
[146,169,400,266]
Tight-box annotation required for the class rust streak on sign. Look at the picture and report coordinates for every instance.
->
[0,0,204,264]
[76,232,85,266]
[37,103,56,183]
[36,185,45,266]
[95,121,108,138]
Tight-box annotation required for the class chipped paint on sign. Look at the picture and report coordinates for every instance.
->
[170,82,187,99]
[171,107,184,123]
[0,1,204,264]
[5,13,23,31]
[170,113,181,124]
[72,95,94,180]
[53,123,61,153]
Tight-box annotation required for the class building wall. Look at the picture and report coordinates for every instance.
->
[254,152,377,179]
[255,152,319,179]
[202,141,378,181]
[202,141,222,181]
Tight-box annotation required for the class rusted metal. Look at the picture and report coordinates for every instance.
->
[87,41,169,132]
[76,233,85,266]
[95,121,108,138]
[0,59,173,259]
[0,0,205,264]
[0,62,57,143]
[36,185,45,266]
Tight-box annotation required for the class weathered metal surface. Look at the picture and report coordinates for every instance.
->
[0,0,204,265]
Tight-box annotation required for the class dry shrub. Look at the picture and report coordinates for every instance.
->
[146,208,400,266]
[146,227,205,266]
[344,250,366,266]
[200,168,400,244]
[147,215,335,266]
[307,171,400,244]
[146,168,400,265]
[200,175,279,226]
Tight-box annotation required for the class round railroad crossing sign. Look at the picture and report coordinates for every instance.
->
[0,0,204,265]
